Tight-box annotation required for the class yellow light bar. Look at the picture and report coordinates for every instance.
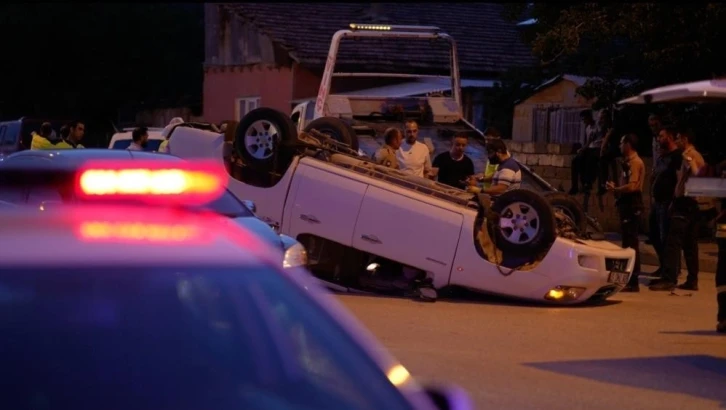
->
[349,23,391,31]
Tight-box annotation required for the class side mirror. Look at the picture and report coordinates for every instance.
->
[241,200,256,213]
[423,385,474,410]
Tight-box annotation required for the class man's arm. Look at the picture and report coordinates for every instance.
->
[482,168,517,195]
[613,160,644,193]
[424,149,433,176]
[686,153,705,176]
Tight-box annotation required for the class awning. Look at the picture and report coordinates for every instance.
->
[618,79,726,105]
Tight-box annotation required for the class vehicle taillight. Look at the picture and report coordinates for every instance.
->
[75,160,227,205]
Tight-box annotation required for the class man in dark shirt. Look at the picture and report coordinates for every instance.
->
[433,133,475,190]
[648,126,683,277]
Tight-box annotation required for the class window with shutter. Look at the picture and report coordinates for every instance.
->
[236,97,262,121]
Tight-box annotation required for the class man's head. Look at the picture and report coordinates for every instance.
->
[68,120,85,143]
[648,113,662,135]
[675,128,695,150]
[486,138,509,165]
[383,127,403,150]
[598,110,612,128]
[580,110,594,126]
[619,133,638,156]
[39,122,53,138]
[657,126,678,152]
[404,120,419,144]
[59,125,70,140]
[132,126,149,148]
[450,134,468,158]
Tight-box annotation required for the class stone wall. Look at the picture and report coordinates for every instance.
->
[507,141,654,232]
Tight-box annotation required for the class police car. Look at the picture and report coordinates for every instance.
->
[0,149,307,269]
[0,159,472,410]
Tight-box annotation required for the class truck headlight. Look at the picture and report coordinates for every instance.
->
[283,242,308,268]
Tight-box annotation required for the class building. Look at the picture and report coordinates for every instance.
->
[202,3,537,127]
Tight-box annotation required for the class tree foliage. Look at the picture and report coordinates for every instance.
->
[503,3,726,99]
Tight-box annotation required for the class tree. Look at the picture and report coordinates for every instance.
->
[503,3,726,100]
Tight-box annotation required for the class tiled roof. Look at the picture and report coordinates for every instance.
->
[221,3,537,76]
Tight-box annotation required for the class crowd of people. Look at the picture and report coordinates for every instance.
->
[372,120,521,196]
[568,109,725,332]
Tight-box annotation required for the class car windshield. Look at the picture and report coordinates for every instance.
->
[110,139,164,151]
[0,169,254,218]
[0,265,414,410]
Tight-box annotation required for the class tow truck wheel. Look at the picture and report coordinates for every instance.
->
[490,189,556,256]
[543,191,587,232]
[304,117,360,151]
[235,108,297,169]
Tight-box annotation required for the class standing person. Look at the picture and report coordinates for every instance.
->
[597,110,619,195]
[648,114,663,172]
[650,128,705,291]
[30,122,59,150]
[397,120,433,178]
[648,126,683,278]
[467,139,521,196]
[481,127,502,189]
[569,110,601,195]
[373,127,403,169]
[715,194,726,333]
[128,127,149,151]
[606,134,645,292]
[63,120,86,148]
[433,133,474,189]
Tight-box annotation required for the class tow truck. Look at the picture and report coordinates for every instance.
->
[168,23,634,304]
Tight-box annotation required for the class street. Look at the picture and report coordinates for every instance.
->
[338,268,726,410]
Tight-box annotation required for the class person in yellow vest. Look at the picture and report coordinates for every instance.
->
[158,117,185,153]
[31,120,85,150]
[466,127,505,192]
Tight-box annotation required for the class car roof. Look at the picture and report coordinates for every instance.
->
[0,204,279,268]
[2,149,182,168]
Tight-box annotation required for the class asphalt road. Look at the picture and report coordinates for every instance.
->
[337,267,726,410]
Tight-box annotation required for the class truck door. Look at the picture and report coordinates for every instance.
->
[286,164,368,247]
[352,186,464,289]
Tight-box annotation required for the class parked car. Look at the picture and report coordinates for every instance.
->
[0,160,471,410]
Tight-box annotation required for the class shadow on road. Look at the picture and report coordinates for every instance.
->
[331,287,623,309]
[660,330,726,337]
[525,355,726,406]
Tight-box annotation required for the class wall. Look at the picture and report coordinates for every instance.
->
[203,65,294,124]
[507,141,654,232]
[511,79,592,142]
[135,107,204,128]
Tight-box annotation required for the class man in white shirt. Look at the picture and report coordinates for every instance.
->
[396,120,433,178]
[127,126,149,151]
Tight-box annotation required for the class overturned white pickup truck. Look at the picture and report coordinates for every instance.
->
[168,24,635,304]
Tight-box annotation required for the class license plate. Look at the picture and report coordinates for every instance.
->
[608,271,630,285]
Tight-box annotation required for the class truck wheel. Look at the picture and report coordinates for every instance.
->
[543,191,587,232]
[304,117,359,151]
[490,189,556,256]
[235,108,297,169]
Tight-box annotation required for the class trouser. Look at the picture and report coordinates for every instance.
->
[571,148,599,192]
[717,238,726,322]
[660,198,700,284]
[648,201,681,269]
[598,151,619,193]
[618,203,642,286]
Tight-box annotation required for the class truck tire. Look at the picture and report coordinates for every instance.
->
[490,189,556,256]
[235,108,297,169]
[543,191,587,233]
[304,117,359,151]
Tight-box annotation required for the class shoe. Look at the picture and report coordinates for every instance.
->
[717,321,726,333]
[649,281,676,291]
[620,284,640,293]
[677,282,698,291]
